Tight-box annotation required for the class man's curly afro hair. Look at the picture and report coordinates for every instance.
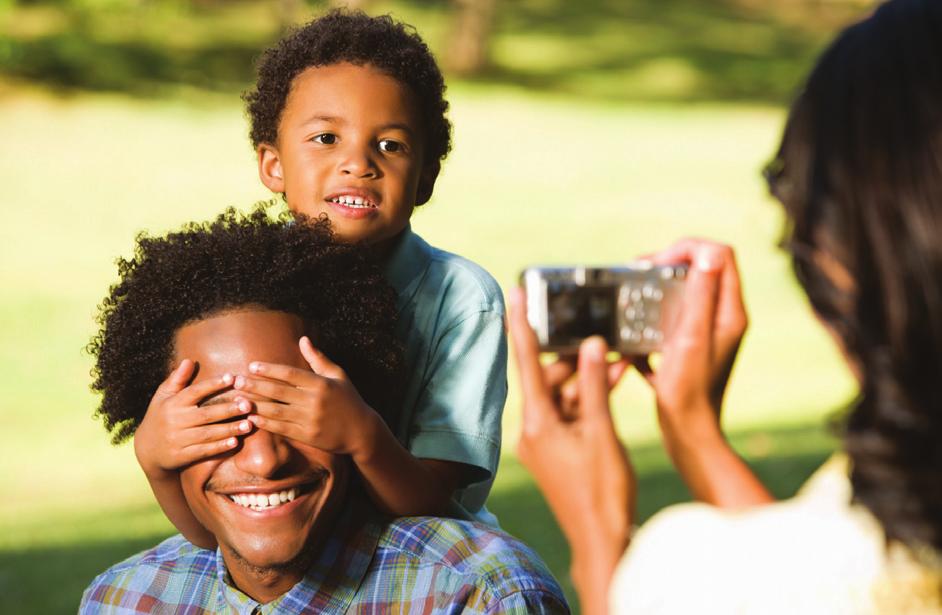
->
[88,206,403,444]
[243,10,452,165]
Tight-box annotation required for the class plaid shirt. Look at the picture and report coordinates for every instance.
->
[80,509,569,614]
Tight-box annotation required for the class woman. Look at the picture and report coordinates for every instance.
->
[510,0,942,612]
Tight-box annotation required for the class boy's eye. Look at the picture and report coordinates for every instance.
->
[378,139,404,153]
[312,133,337,145]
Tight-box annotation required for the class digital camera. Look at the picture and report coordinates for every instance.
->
[520,264,688,354]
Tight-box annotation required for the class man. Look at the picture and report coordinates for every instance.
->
[81,208,568,613]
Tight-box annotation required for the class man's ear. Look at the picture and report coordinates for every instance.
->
[257,143,285,193]
[415,161,441,207]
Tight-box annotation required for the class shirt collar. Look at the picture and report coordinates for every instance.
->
[215,499,384,614]
[383,224,433,309]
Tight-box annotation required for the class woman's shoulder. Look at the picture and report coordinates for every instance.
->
[611,456,892,614]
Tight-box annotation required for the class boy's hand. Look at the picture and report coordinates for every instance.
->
[134,359,253,479]
[236,336,380,458]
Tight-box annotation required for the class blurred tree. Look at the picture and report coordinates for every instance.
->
[277,0,302,30]
[446,0,496,76]
[330,0,373,10]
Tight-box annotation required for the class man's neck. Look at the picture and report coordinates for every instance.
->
[220,503,341,604]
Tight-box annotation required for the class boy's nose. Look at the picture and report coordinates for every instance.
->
[233,427,291,479]
[338,144,378,178]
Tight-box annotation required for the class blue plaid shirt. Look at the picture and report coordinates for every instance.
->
[80,509,568,614]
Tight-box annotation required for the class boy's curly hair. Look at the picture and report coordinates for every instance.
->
[243,10,452,166]
[88,206,403,444]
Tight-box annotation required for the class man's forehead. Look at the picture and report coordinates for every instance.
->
[174,309,311,376]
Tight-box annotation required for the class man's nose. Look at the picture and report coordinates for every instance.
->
[338,141,378,178]
[233,427,290,479]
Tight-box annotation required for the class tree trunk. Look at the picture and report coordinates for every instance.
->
[446,0,497,76]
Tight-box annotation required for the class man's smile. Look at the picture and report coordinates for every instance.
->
[227,487,299,511]
[210,473,328,514]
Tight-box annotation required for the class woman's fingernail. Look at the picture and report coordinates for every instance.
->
[249,362,262,374]
[222,373,233,385]
[584,336,606,361]
[227,437,237,447]
[239,421,250,432]
[234,376,245,388]
[695,252,721,272]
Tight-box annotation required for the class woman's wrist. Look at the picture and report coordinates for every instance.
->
[570,543,624,615]
[657,404,725,459]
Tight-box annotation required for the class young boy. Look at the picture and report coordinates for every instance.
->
[133,11,506,547]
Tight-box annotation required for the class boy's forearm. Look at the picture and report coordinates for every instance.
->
[351,413,458,516]
[144,473,218,549]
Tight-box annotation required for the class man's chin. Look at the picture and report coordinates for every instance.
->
[224,542,314,577]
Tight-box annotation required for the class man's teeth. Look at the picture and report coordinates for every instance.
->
[228,488,298,511]
[330,196,376,209]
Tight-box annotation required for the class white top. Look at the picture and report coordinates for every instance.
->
[610,456,942,614]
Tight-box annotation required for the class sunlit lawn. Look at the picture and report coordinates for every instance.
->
[0,85,855,612]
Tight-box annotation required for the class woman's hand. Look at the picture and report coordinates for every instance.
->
[637,239,773,507]
[636,239,747,443]
[509,288,634,615]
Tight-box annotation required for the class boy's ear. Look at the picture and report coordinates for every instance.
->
[415,161,441,207]
[257,144,285,193]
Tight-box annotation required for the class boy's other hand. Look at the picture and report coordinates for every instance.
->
[237,336,381,459]
[135,359,252,479]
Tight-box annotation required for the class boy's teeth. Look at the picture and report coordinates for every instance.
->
[330,196,375,209]
[228,488,298,510]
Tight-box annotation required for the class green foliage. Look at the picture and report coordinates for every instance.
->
[0,0,870,102]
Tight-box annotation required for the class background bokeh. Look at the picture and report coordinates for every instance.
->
[0,0,873,611]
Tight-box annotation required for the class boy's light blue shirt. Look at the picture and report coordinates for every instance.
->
[384,225,507,526]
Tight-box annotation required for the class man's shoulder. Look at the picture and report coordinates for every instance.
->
[418,236,505,316]
[81,535,217,612]
[375,516,567,607]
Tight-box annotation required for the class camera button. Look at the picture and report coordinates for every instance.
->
[643,327,662,342]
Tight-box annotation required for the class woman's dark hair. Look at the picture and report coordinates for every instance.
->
[88,206,403,443]
[244,10,451,166]
[767,0,942,554]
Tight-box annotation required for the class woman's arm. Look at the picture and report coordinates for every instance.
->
[509,289,634,615]
[637,239,773,508]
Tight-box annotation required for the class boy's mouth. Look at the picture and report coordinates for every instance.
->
[327,195,377,209]
[324,189,380,210]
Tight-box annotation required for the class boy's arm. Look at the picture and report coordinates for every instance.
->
[143,472,218,549]
[354,421,480,516]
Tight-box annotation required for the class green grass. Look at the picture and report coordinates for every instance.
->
[0,85,855,612]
